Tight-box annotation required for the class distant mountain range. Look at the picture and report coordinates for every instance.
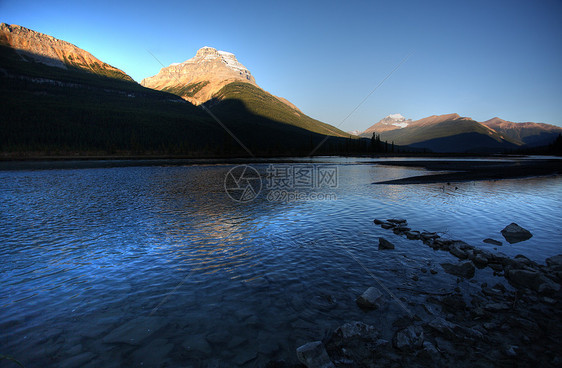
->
[358,113,562,153]
[1,23,560,156]
[0,23,353,157]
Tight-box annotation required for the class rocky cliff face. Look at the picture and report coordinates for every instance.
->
[482,117,562,146]
[0,23,133,81]
[141,46,257,105]
[141,46,300,111]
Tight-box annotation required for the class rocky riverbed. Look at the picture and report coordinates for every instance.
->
[291,219,562,368]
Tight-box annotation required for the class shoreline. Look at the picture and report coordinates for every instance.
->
[1,155,560,173]
[294,219,562,368]
[0,152,527,161]
[373,159,562,184]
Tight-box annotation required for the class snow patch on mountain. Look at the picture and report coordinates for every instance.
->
[361,113,413,135]
[388,113,405,120]
[218,50,248,74]
[381,114,411,128]
[174,47,251,75]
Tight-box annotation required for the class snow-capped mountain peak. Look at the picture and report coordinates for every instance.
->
[387,113,405,121]
[140,46,256,105]
[362,113,412,134]
[174,46,253,78]
[380,114,411,128]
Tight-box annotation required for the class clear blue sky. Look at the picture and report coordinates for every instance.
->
[2,0,561,130]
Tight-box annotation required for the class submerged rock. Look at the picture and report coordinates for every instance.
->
[387,218,407,224]
[335,321,378,340]
[545,255,562,280]
[406,231,421,240]
[392,325,424,351]
[393,226,410,234]
[434,239,452,251]
[421,232,439,241]
[473,254,488,268]
[501,223,532,244]
[327,322,380,366]
[546,254,562,269]
[296,341,335,368]
[483,238,502,246]
[513,254,537,268]
[427,317,460,339]
[418,341,440,363]
[449,243,469,259]
[506,269,560,294]
[356,286,385,309]
[378,237,395,250]
[506,269,540,290]
[441,261,476,279]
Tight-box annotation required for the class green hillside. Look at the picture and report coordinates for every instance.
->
[162,81,209,98]
[210,82,349,138]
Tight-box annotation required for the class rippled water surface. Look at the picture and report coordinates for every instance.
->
[1,158,561,367]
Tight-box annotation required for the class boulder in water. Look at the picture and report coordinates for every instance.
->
[501,223,532,244]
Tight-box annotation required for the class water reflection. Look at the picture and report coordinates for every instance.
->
[0,161,560,367]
